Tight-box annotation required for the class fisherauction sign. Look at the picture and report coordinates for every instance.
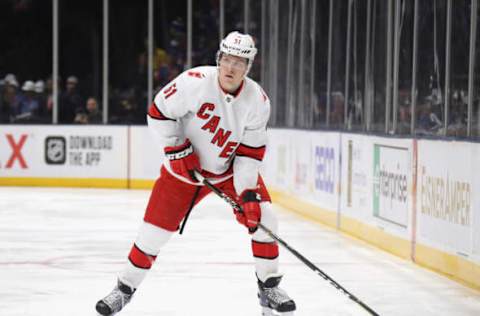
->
[373,144,410,228]
[0,125,128,179]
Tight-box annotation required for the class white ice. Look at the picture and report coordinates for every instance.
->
[1,187,480,316]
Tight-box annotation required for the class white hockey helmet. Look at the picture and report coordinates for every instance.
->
[217,31,257,74]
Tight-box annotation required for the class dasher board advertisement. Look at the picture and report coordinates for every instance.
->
[311,132,341,211]
[417,140,472,255]
[0,125,128,179]
[373,144,410,228]
[341,134,373,220]
[341,134,412,235]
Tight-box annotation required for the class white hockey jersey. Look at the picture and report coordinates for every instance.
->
[147,66,270,195]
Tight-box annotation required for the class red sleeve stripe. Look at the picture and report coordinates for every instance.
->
[128,243,157,269]
[252,240,279,260]
[148,102,175,121]
[236,144,266,161]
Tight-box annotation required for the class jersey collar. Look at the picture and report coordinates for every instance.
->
[218,79,245,104]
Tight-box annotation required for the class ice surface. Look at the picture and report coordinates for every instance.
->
[0,187,479,316]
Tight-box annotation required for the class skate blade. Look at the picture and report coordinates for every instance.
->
[262,306,295,316]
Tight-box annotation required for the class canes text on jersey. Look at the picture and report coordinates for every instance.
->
[197,102,238,159]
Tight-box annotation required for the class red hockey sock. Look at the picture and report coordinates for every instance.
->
[252,240,279,260]
[128,243,157,269]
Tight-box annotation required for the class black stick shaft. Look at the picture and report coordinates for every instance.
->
[198,175,379,316]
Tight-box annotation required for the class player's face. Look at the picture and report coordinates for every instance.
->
[218,54,248,93]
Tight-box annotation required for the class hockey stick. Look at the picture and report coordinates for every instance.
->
[194,172,379,316]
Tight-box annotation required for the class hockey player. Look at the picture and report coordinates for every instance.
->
[95,31,296,316]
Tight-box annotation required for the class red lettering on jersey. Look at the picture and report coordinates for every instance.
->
[201,115,220,133]
[196,106,236,158]
[163,83,177,99]
[211,128,232,147]
[188,71,204,78]
[219,141,238,158]
[197,103,215,120]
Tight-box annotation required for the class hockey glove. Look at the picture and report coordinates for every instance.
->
[235,190,261,233]
[164,139,201,182]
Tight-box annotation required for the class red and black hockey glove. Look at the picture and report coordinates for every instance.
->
[235,190,261,234]
[164,139,201,182]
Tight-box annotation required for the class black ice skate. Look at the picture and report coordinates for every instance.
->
[258,274,296,316]
[96,279,136,316]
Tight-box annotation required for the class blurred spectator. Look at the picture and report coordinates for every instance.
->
[4,74,19,88]
[59,75,82,123]
[85,97,102,123]
[35,80,45,95]
[448,90,467,135]
[347,90,363,129]
[330,91,345,126]
[397,105,411,134]
[152,47,176,90]
[417,98,442,134]
[74,97,102,124]
[0,75,21,122]
[110,89,144,124]
[34,79,49,122]
[73,108,88,124]
[313,91,325,127]
[16,80,40,121]
[41,76,60,121]
[396,89,411,134]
